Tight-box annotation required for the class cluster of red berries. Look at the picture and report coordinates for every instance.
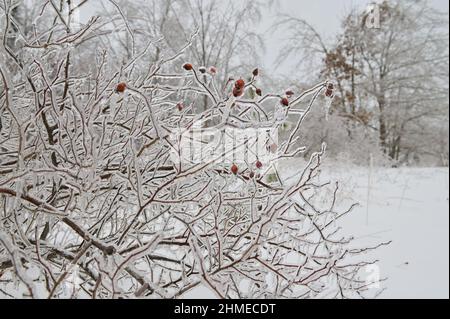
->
[233,79,246,97]
[230,160,264,177]
[325,83,334,97]
[251,68,264,97]
[184,63,217,75]
[198,66,217,75]
[280,90,295,107]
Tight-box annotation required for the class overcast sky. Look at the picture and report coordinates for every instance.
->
[79,0,449,77]
[261,0,449,76]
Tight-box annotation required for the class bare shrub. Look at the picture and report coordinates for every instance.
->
[0,0,388,299]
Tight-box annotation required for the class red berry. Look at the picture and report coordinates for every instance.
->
[256,161,263,169]
[255,88,262,96]
[325,83,334,97]
[116,82,127,93]
[253,68,259,77]
[233,87,244,97]
[286,90,295,97]
[235,79,245,89]
[281,97,289,107]
[183,63,193,71]
[231,164,239,175]
[177,102,184,111]
[209,66,217,74]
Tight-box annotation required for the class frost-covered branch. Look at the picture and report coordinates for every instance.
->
[0,0,384,299]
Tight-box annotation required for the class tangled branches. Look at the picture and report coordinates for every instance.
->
[0,0,387,299]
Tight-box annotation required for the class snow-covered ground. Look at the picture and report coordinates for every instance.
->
[326,166,449,299]
[184,165,449,299]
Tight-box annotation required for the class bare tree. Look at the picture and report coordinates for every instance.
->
[96,0,267,87]
[275,0,449,165]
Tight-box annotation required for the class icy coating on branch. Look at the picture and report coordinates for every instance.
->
[0,0,388,299]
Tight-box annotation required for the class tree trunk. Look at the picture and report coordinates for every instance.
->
[377,95,388,154]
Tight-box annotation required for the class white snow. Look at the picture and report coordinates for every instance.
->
[182,165,449,299]
[329,166,449,299]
